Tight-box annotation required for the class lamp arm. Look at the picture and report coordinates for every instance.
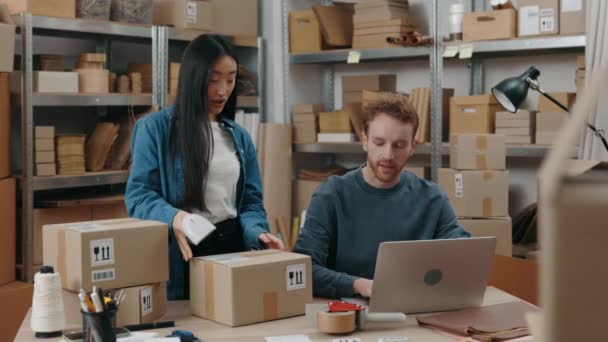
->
[527,79,608,152]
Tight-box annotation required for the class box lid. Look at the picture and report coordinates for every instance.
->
[46,218,166,233]
[452,95,498,106]
[291,9,317,21]
[196,250,310,269]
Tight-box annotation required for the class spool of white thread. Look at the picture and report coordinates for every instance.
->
[31,266,65,338]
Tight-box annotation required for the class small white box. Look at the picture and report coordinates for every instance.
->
[34,71,78,93]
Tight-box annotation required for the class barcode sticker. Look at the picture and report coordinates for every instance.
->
[92,268,115,282]
[540,17,555,32]
[455,173,464,198]
[520,6,540,36]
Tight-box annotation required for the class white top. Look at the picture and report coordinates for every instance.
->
[193,122,239,224]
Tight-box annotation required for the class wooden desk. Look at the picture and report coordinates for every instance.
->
[14,287,521,342]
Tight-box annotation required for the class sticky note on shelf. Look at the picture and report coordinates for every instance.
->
[347,51,361,64]
[443,45,460,58]
[459,44,474,59]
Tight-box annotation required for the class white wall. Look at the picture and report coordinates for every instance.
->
[269,0,583,217]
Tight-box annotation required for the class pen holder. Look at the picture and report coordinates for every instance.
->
[81,309,117,342]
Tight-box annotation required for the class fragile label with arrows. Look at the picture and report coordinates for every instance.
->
[286,264,306,291]
[141,286,154,316]
[90,238,115,267]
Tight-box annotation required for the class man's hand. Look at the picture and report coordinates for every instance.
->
[172,210,193,262]
[258,232,286,251]
[353,278,373,298]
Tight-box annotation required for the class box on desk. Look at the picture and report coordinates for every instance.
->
[460,217,513,256]
[450,95,502,135]
[43,218,169,292]
[450,134,506,171]
[190,250,313,327]
[438,169,509,218]
[63,282,167,326]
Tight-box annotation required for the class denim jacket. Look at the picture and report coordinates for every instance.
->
[125,105,269,300]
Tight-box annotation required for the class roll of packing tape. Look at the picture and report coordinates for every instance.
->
[317,310,356,334]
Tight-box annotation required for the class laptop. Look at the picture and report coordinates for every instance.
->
[367,237,496,314]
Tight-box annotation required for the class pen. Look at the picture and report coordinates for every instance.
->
[123,321,175,332]
[77,290,90,313]
[90,291,104,313]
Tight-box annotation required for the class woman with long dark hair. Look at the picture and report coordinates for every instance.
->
[126,34,283,300]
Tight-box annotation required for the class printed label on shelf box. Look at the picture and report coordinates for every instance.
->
[286,264,306,291]
[520,6,540,36]
[90,238,114,267]
[92,268,115,282]
[187,1,197,24]
[455,173,464,198]
[141,286,154,316]
[462,107,477,113]
[539,8,555,33]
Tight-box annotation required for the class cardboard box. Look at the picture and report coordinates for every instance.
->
[211,0,257,37]
[153,0,212,31]
[560,0,585,35]
[538,92,576,112]
[450,134,506,171]
[43,218,169,292]
[34,71,78,93]
[342,74,396,92]
[290,10,322,54]
[450,95,502,135]
[35,126,55,139]
[0,5,15,72]
[2,0,76,18]
[35,138,54,152]
[0,178,15,286]
[496,109,534,121]
[460,217,512,256]
[292,103,324,115]
[76,68,109,93]
[463,9,517,42]
[438,168,509,218]
[403,166,426,179]
[496,127,533,135]
[495,119,532,128]
[36,163,56,176]
[488,255,538,305]
[190,250,313,327]
[576,54,586,70]
[293,180,322,215]
[536,112,569,133]
[0,73,9,178]
[342,91,362,104]
[64,282,167,326]
[35,150,55,164]
[519,0,560,37]
[312,4,353,48]
[319,111,351,133]
[0,282,33,342]
[92,203,128,220]
[293,114,317,144]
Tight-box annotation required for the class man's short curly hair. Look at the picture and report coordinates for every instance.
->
[362,95,419,136]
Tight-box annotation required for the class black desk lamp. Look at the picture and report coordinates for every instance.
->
[491,66,608,151]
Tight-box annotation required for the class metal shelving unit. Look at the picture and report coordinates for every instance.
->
[31,93,154,106]
[284,0,585,180]
[31,170,130,191]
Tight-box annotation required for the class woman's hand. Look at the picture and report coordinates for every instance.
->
[172,210,193,262]
[258,232,286,251]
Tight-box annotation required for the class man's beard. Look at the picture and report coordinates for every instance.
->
[367,157,405,184]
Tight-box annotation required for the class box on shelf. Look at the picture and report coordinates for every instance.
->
[34,71,78,93]
[36,163,57,177]
[0,178,15,286]
[76,69,110,94]
[460,217,513,256]
[35,138,54,152]
[538,92,576,112]
[342,74,396,93]
[463,9,517,42]
[64,282,167,326]
[450,95,502,135]
[190,250,312,327]
[536,112,571,145]
[210,0,257,37]
[450,134,506,171]
[2,0,76,18]
[43,218,169,291]
[34,126,55,139]
[319,111,351,133]
[0,5,15,72]
[110,0,153,24]
[560,0,585,35]
[507,136,534,144]
[35,151,55,164]
[292,103,324,114]
[56,134,86,175]
[576,54,586,70]
[127,64,152,93]
[0,282,33,342]
[312,4,353,49]
[438,168,509,218]
[289,10,322,54]
[76,0,111,20]
[0,73,9,178]
[153,0,212,31]
[317,133,355,142]
[293,113,317,144]
[518,0,560,37]
[169,63,179,95]
[33,54,64,71]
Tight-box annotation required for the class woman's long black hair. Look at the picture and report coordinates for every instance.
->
[172,34,239,212]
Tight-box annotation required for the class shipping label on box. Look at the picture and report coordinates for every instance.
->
[0,5,16,72]
[460,217,513,256]
[290,10,322,54]
[450,134,506,171]
[560,0,585,35]
[450,95,501,135]
[43,218,169,292]
[190,250,312,327]
[519,0,559,36]
[439,169,509,218]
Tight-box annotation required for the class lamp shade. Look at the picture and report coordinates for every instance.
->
[491,66,541,113]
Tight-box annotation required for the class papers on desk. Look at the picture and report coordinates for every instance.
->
[265,335,312,342]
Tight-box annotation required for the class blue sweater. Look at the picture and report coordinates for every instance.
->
[293,168,470,299]
[125,106,269,300]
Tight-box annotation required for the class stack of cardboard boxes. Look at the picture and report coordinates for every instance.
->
[411,88,453,143]
[450,95,502,135]
[352,0,414,49]
[293,104,323,144]
[35,126,56,176]
[76,53,110,94]
[440,134,512,257]
[536,92,576,145]
[42,218,170,326]
[496,110,535,144]
[56,134,86,175]
[318,110,353,142]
